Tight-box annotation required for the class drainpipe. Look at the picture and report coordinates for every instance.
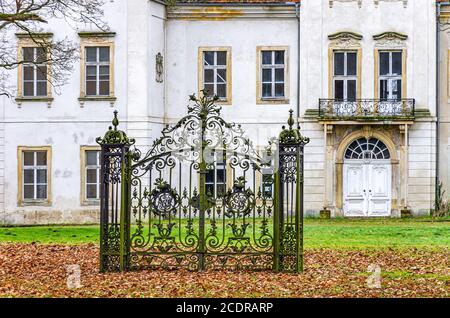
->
[435,2,448,209]
[295,2,301,125]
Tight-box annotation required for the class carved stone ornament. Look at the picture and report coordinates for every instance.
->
[328,31,363,49]
[156,52,163,83]
[373,32,408,48]
[329,0,362,8]
[374,0,408,8]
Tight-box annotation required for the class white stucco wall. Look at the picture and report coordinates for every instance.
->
[0,0,443,224]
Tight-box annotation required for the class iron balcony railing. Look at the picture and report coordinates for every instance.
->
[318,99,415,120]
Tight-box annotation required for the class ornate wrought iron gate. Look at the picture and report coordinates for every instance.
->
[97,93,309,273]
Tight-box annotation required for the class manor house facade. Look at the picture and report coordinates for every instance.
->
[0,0,449,224]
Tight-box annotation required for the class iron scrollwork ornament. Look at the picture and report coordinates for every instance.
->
[150,178,180,217]
[224,177,255,218]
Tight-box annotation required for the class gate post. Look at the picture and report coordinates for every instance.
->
[274,110,309,273]
[97,111,135,272]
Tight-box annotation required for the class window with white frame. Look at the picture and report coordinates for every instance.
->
[85,46,110,96]
[23,151,48,200]
[379,51,402,100]
[333,51,357,101]
[261,50,285,99]
[85,150,101,200]
[22,47,48,97]
[202,50,228,100]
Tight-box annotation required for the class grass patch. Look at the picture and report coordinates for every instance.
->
[0,217,448,249]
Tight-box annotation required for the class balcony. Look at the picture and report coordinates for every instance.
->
[318,99,415,121]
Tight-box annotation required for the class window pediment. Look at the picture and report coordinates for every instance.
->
[328,32,363,49]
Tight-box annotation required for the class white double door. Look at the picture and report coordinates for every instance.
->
[343,160,391,217]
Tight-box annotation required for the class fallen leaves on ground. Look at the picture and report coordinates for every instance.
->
[0,243,448,298]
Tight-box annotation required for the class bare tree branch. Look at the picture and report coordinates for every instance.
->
[0,0,109,97]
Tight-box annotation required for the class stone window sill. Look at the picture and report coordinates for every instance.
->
[81,200,100,207]
[78,96,116,107]
[19,200,52,207]
[15,97,54,108]
[257,98,290,105]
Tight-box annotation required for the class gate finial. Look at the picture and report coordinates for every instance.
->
[279,109,310,145]
[96,111,135,145]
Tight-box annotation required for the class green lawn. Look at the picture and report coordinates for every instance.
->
[0,217,448,249]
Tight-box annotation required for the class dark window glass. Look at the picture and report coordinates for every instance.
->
[262,51,272,65]
[216,52,226,66]
[36,82,47,96]
[36,152,47,165]
[275,83,284,97]
[380,79,389,100]
[334,52,345,76]
[99,47,110,62]
[86,47,97,62]
[23,82,34,96]
[380,52,390,76]
[23,66,34,81]
[204,69,214,83]
[204,52,214,65]
[347,80,356,100]
[392,52,402,75]
[203,84,214,96]
[36,185,47,199]
[216,69,226,83]
[275,68,284,81]
[262,69,271,82]
[24,152,34,166]
[24,170,34,183]
[36,169,47,183]
[334,80,344,100]
[262,83,271,97]
[347,52,357,76]
[216,84,226,98]
[23,48,34,62]
[274,51,284,65]
[87,185,97,199]
[24,185,34,199]
[99,81,110,96]
[86,151,98,165]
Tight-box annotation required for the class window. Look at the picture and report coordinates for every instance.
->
[22,47,48,97]
[256,46,289,104]
[198,47,231,104]
[81,146,101,204]
[205,162,226,197]
[379,51,402,100]
[261,50,285,99]
[345,138,391,160]
[78,32,116,104]
[261,174,273,198]
[333,51,357,101]
[18,146,51,205]
[85,47,110,96]
[15,32,53,103]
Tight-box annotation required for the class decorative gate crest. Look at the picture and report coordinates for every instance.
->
[98,92,309,273]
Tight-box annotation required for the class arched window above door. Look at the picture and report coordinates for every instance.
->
[344,137,391,160]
